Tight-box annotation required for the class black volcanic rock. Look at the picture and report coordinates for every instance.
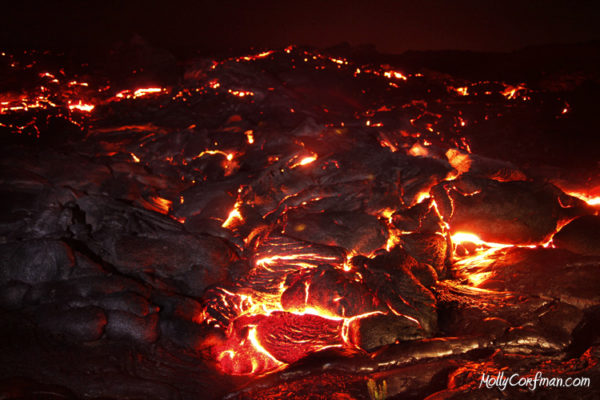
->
[434,177,586,244]
[401,232,449,276]
[36,305,107,342]
[106,232,239,296]
[283,211,388,255]
[554,215,600,257]
[0,240,75,285]
[454,247,600,310]
[348,313,424,351]
[358,250,438,335]
[1,43,599,400]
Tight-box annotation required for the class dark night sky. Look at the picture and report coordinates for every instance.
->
[2,0,599,55]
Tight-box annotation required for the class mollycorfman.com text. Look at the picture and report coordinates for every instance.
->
[480,371,591,391]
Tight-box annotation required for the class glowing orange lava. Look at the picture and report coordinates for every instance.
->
[501,84,526,100]
[228,89,254,97]
[290,155,317,168]
[194,149,234,161]
[245,129,255,144]
[7,46,594,381]
[147,196,172,214]
[116,87,165,99]
[451,232,515,249]
[130,153,141,163]
[567,191,600,206]
[222,201,243,228]
[68,101,95,112]
[408,143,429,157]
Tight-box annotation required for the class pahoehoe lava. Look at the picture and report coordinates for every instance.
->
[1,42,599,399]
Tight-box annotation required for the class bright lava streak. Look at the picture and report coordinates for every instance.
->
[68,101,95,112]
[290,155,317,168]
[116,87,165,99]
[299,156,316,165]
[451,232,514,249]
[245,130,255,144]
[567,191,600,206]
[222,202,243,228]
[148,196,172,214]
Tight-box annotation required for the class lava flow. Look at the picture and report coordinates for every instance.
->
[2,43,599,400]
[200,235,394,375]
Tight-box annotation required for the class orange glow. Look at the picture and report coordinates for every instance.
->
[241,50,274,61]
[15,45,592,379]
[329,57,348,65]
[200,217,406,375]
[566,191,600,206]
[256,51,274,58]
[385,228,402,252]
[451,232,514,249]
[379,208,395,222]
[194,149,234,161]
[193,150,237,175]
[222,201,243,228]
[148,196,172,214]
[416,191,431,204]
[501,84,526,100]
[445,148,472,175]
[255,253,339,270]
[1,95,58,113]
[409,143,429,157]
[209,286,389,375]
[451,244,508,289]
[39,72,56,79]
[68,101,95,112]
[466,271,494,287]
[448,230,558,288]
[246,325,283,363]
[116,87,165,99]
[454,86,469,96]
[228,89,254,97]
[298,156,316,165]
[216,325,284,375]
[379,138,397,152]
[245,130,254,144]
[504,89,517,99]
[450,232,513,288]
[133,88,163,97]
[427,201,450,235]
[383,70,407,81]
[67,80,88,87]
[290,155,317,168]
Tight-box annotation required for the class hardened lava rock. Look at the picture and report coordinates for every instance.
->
[432,177,589,244]
[553,215,600,257]
[455,247,600,310]
[283,210,388,255]
[1,42,600,399]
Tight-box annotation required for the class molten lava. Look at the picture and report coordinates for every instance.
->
[3,46,598,385]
